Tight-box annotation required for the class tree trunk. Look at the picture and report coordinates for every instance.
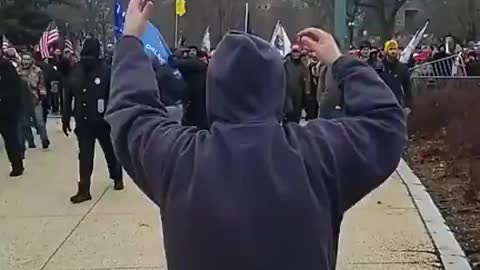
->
[381,17,395,42]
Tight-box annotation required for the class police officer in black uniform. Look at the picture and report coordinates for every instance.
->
[0,39,24,177]
[62,38,123,204]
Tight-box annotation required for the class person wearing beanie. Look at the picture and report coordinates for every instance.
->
[0,37,25,177]
[105,1,406,269]
[62,37,124,204]
[379,39,413,114]
[358,40,371,62]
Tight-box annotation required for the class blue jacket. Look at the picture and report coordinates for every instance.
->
[106,33,406,270]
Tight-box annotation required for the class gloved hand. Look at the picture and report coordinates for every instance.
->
[62,122,72,137]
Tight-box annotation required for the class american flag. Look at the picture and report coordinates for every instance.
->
[39,22,60,59]
[64,39,73,52]
[2,35,20,61]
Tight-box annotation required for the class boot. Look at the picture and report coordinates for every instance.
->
[42,140,50,149]
[113,180,124,191]
[70,181,92,204]
[9,160,24,177]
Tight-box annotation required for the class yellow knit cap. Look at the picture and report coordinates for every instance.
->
[384,40,399,51]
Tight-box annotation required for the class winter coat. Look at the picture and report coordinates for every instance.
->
[0,58,22,125]
[106,34,406,270]
[63,61,111,129]
[170,56,208,129]
[379,59,413,108]
[17,64,46,105]
[283,56,308,123]
[151,56,186,107]
[317,64,343,119]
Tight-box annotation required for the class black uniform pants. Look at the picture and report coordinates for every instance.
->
[75,125,122,185]
[0,124,22,165]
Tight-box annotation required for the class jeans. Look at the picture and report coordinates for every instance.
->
[32,104,49,145]
[17,112,35,151]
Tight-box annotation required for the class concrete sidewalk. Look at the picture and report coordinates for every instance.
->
[0,121,442,270]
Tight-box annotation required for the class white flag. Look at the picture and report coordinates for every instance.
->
[201,26,211,52]
[400,20,429,63]
[270,21,291,57]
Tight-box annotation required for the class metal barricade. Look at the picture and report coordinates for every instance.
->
[410,53,467,79]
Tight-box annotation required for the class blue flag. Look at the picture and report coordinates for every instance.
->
[113,0,174,65]
[113,1,125,41]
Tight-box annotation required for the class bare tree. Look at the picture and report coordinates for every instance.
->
[353,0,407,41]
[455,0,478,41]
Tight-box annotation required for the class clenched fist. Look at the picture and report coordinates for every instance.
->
[298,28,342,65]
[124,0,154,39]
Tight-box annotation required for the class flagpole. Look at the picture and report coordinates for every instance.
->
[174,14,179,48]
[244,3,249,33]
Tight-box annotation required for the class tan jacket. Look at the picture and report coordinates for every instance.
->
[17,64,46,105]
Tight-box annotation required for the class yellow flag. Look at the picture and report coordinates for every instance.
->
[176,0,186,16]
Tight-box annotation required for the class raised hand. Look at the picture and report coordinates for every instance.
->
[124,0,154,39]
[298,28,342,65]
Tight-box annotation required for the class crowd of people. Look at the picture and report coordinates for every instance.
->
[0,0,413,268]
[101,0,407,269]
[349,39,480,77]
[0,31,415,189]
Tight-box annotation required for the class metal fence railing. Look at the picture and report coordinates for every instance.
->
[410,53,467,78]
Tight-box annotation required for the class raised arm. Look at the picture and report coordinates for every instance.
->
[295,28,406,213]
[300,56,406,212]
[105,35,196,207]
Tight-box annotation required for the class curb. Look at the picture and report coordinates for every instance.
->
[396,159,472,270]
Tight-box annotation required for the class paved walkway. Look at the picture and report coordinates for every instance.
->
[0,120,442,270]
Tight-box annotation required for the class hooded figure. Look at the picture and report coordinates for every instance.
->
[0,41,24,176]
[106,32,406,270]
[63,37,124,204]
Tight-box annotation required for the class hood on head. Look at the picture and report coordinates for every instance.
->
[81,38,101,59]
[206,31,285,125]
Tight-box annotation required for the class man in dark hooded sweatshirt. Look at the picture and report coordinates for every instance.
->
[106,1,406,269]
[63,37,124,204]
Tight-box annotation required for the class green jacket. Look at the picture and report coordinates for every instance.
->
[317,64,342,119]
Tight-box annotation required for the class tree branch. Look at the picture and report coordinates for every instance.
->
[390,0,407,19]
